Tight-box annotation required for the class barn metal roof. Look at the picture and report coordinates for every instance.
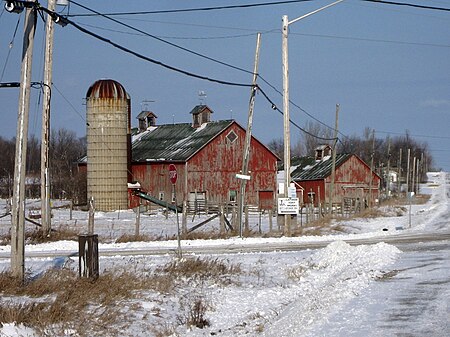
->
[131,120,234,162]
[291,153,352,181]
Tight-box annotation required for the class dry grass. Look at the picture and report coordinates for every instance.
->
[381,194,430,206]
[0,256,242,335]
[291,215,346,236]
[156,256,242,286]
[0,228,80,246]
[0,268,165,336]
[115,233,155,243]
[26,228,80,244]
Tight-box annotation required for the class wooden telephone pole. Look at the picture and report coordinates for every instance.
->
[41,0,57,236]
[11,5,37,281]
[328,104,339,214]
[238,32,261,237]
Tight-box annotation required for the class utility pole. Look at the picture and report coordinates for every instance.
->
[386,135,391,198]
[281,0,344,236]
[398,148,402,194]
[238,32,261,238]
[368,129,375,208]
[281,14,291,236]
[41,0,57,237]
[406,148,411,193]
[11,5,37,281]
[328,104,339,214]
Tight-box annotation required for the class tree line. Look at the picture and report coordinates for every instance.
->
[0,128,86,201]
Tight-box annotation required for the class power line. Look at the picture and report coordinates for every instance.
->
[0,15,21,82]
[66,0,314,17]
[65,0,450,17]
[361,0,450,12]
[36,5,338,144]
[375,130,450,140]
[79,21,273,41]
[69,1,256,77]
[43,10,254,88]
[289,31,450,48]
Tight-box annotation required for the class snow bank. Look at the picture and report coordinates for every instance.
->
[261,241,401,337]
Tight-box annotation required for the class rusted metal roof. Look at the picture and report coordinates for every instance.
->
[86,79,128,99]
[291,153,352,181]
[131,120,234,162]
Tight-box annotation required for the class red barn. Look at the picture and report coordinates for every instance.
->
[291,146,380,207]
[129,105,278,210]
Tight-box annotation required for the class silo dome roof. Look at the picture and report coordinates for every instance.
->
[86,79,127,99]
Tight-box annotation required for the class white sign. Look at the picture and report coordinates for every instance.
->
[236,173,251,181]
[278,197,299,214]
[288,186,297,198]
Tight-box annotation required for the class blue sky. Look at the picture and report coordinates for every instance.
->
[1,0,449,170]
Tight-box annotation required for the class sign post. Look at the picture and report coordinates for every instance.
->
[169,164,182,257]
[408,191,415,228]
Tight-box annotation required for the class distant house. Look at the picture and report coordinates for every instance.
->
[291,146,380,206]
[128,105,279,210]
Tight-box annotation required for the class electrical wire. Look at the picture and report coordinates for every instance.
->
[44,8,337,142]
[361,0,450,12]
[69,1,257,77]
[0,15,21,82]
[56,1,369,142]
[65,0,450,17]
[66,0,314,17]
[375,130,450,140]
[289,31,450,49]
[79,21,272,41]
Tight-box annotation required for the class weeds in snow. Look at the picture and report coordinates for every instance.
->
[0,256,242,335]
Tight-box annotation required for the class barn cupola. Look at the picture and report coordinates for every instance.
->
[190,105,213,128]
[137,110,157,132]
[315,144,332,161]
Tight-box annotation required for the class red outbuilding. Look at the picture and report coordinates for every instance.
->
[291,146,380,207]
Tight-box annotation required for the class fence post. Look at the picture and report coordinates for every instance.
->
[182,200,188,234]
[135,201,141,236]
[244,205,249,234]
[219,204,225,234]
[78,234,99,280]
[88,196,95,235]
[268,209,273,232]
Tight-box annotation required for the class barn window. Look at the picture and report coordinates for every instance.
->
[159,191,165,201]
[226,130,237,143]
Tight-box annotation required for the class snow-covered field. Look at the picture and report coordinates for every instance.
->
[0,172,449,336]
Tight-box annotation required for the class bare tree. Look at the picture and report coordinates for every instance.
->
[267,138,284,161]
[50,128,86,200]
[302,121,333,156]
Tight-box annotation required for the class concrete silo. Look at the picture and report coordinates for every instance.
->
[86,79,129,211]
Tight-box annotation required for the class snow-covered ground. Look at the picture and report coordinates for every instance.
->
[0,172,449,336]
